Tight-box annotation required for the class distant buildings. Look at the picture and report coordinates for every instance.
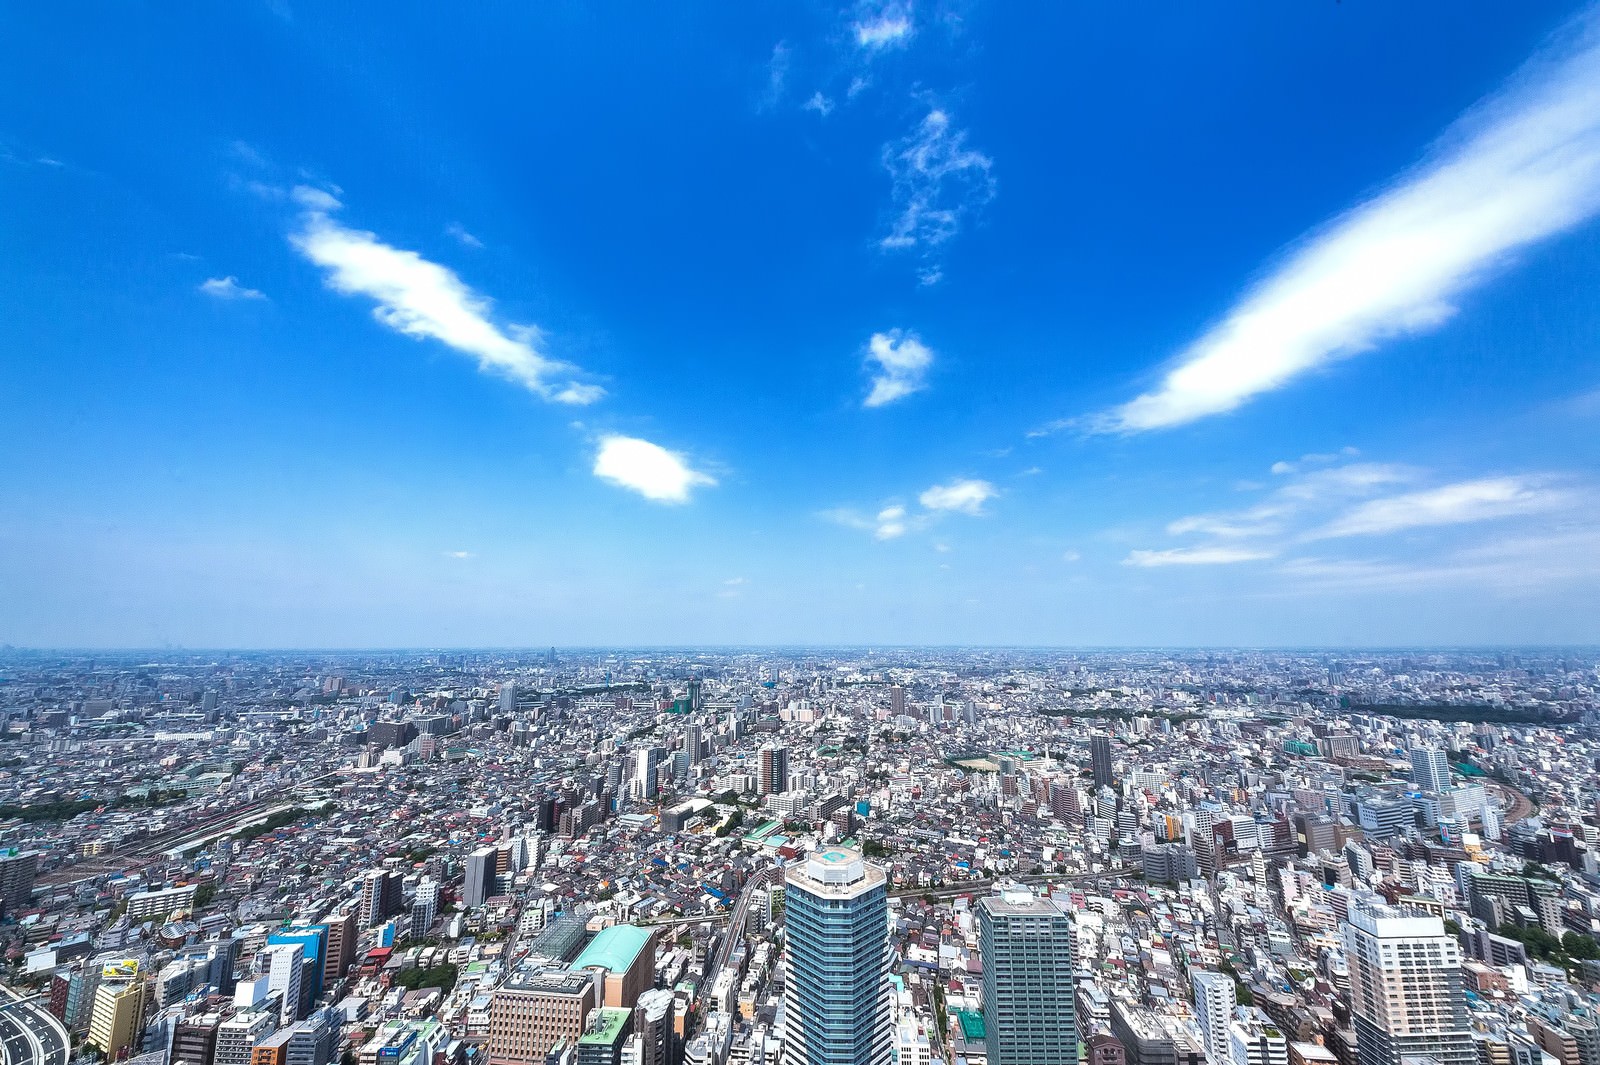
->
[784,848,891,1065]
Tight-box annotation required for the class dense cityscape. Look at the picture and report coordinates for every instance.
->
[0,649,1593,1065]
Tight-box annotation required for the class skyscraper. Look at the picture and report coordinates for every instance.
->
[784,848,891,1065]
[1343,901,1473,1065]
[758,743,789,796]
[1191,971,1237,1065]
[262,943,305,1025]
[889,685,906,717]
[978,886,1076,1065]
[465,847,498,907]
[1410,748,1451,793]
[1091,734,1114,791]
[633,748,661,801]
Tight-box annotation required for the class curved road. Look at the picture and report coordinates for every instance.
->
[0,987,68,1065]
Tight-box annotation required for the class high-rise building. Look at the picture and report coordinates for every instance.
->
[628,989,675,1065]
[1191,971,1237,1065]
[500,683,518,715]
[889,686,906,717]
[172,1011,223,1065]
[758,744,789,796]
[267,928,326,1010]
[633,748,660,801]
[978,886,1076,1065]
[1410,749,1451,793]
[1091,735,1114,791]
[215,1010,278,1065]
[465,847,499,908]
[576,1008,633,1065]
[358,871,403,928]
[88,962,147,1060]
[683,724,703,767]
[0,849,38,916]
[262,943,305,1026]
[1343,902,1473,1065]
[321,910,357,991]
[412,881,440,936]
[784,848,891,1065]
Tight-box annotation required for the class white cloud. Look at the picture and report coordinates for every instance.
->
[881,109,994,254]
[289,187,601,404]
[1062,550,1081,563]
[199,276,266,300]
[874,505,910,539]
[854,2,914,49]
[919,479,997,515]
[1095,10,1600,432]
[862,330,933,407]
[1308,476,1570,539]
[444,550,473,559]
[593,435,715,504]
[723,577,747,586]
[802,92,834,117]
[1124,546,1276,567]
[760,42,791,111]
[444,223,483,249]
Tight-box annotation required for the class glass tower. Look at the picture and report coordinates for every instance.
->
[783,848,891,1065]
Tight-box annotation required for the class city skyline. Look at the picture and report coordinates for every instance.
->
[4,3,1600,647]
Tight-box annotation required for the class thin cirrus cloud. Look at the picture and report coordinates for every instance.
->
[1091,8,1600,433]
[592,435,716,504]
[288,186,602,405]
[862,329,933,407]
[880,109,994,277]
[199,276,266,300]
[1125,546,1275,568]
[1306,475,1570,539]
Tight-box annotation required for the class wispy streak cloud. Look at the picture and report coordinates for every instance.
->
[880,109,994,267]
[1095,9,1600,433]
[289,187,601,405]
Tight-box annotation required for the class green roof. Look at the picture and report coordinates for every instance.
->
[577,1008,632,1046]
[572,924,653,975]
[956,1009,986,1040]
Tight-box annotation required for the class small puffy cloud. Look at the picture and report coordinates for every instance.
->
[1308,476,1570,539]
[199,276,266,300]
[874,505,909,540]
[444,550,474,559]
[854,2,914,49]
[289,186,601,404]
[862,330,933,407]
[593,435,716,504]
[1062,550,1081,563]
[1124,546,1275,567]
[802,92,834,117]
[919,478,997,515]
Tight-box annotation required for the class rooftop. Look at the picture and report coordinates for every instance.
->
[571,924,652,975]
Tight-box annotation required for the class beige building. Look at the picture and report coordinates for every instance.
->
[1343,902,1473,1065]
[87,963,146,1060]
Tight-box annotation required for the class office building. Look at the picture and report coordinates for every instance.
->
[978,886,1076,1065]
[465,847,499,908]
[262,943,305,1026]
[268,927,327,1010]
[784,848,891,1065]
[1192,971,1237,1065]
[88,962,147,1061]
[216,1010,279,1065]
[628,989,675,1065]
[1092,735,1114,791]
[572,925,656,1011]
[1343,901,1473,1065]
[633,748,660,801]
[758,744,789,796]
[172,1012,223,1065]
[1411,748,1451,793]
[487,970,598,1065]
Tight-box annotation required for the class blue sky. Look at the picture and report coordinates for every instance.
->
[3,2,1599,648]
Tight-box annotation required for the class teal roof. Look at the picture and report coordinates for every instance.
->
[955,1009,986,1040]
[573,924,652,974]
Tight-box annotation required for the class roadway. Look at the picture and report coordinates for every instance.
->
[0,987,69,1065]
